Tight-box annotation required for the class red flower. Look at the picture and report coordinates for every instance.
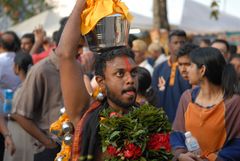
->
[123,143,142,159]
[107,145,120,156]
[109,112,122,118]
[147,133,171,152]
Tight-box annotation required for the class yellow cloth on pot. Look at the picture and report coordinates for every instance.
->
[81,0,133,35]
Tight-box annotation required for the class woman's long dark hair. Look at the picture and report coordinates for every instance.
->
[189,47,238,98]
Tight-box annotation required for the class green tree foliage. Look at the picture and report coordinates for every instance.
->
[0,0,52,24]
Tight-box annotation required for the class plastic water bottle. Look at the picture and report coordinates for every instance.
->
[185,131,201,156]
[3,89,13,115]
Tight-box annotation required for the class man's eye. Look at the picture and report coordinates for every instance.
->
[116,71,124,77]
[131,70,138,77]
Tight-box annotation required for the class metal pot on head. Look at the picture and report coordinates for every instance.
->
[84,14,130,52]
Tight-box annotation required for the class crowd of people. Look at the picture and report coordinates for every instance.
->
[1,0,240,160]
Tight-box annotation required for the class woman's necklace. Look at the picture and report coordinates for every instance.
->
[195,90,224,108]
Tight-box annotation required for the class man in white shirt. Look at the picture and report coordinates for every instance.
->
[148,42,168,68]
[132,39,153,75]
[0,31,21,111]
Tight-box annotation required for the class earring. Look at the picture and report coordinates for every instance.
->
[92,87,105,101]
[96,92,104,101]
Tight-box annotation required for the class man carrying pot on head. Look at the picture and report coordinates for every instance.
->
[55,0,143,160]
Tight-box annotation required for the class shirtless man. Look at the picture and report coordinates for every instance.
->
[56,0,139,160]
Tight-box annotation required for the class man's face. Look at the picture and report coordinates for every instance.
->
[211,42,229,60]
[178,55,191,80]
[230,57,240,78]
[21,38,33,53]
[103,56,138,109]
[150,50,161,60]
[169,36,186,57]
[132,49,145,65]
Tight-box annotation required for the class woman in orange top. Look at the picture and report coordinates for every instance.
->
[170,47,240,161]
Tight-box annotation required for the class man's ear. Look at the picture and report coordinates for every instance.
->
[95,75,105,90]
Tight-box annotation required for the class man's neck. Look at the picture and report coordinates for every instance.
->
[0,48,6,54]
[18,72,26,82]
[107,99,130,114]
[170,54,177,64]
[0,49,11,54]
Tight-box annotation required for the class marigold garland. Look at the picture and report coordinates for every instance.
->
[50,87,102,161]
[50,113,72,161]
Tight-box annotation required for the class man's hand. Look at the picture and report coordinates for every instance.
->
[0,92,4,102]
[195,157,208,161]
[33,26,45,44]
[44,138,58,149]
[158,76,166,91]
[178,152,200,161]
[4,135,16,156]
[30,25,46,55]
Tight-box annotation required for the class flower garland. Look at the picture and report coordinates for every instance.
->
[50,87,103,161]
[99,104,173,161]
[50,112,72,161]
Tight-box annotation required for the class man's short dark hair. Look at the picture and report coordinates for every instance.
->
[54,17,69,46]
[177,43,199,58]
[229,44,237,55]
[211,39,230,52]
[200,38,211,46]
[21,33,35,44]
[128,34,138,48]
[94,46,135,77]
[169,30,187,41]
[0,31,20,52]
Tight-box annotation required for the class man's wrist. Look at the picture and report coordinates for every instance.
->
[3,132,12,138]
[177,153,182,159]
[173,152,183,161]
[45,138,57,148]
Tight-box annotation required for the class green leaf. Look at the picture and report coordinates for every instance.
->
[102,145,107,152]
[109,131,120,141]
[140,157,147,161]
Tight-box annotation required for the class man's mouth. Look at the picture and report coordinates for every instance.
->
[124,91,136,96]
[122,87,136,96]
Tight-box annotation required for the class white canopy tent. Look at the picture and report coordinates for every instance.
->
[8,9,62,36]
[178,0,240,33]
[8,8,153,36]
[8,0,240,35]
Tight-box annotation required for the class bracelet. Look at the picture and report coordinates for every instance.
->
[3,133,12,138]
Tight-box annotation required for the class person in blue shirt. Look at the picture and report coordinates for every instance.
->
[152,30,191,123]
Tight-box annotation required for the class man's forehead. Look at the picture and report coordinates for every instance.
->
[106,56,137,69]
[21,38,32,43]
[2,33,14,42]
[231,58,240,64]
[212,42,227,49]
[178,55,190,60]
[170,36,186,41]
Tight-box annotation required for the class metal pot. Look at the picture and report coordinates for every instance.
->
[84,14,130,52]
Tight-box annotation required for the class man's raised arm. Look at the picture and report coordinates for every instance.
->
[56,0,90,126]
